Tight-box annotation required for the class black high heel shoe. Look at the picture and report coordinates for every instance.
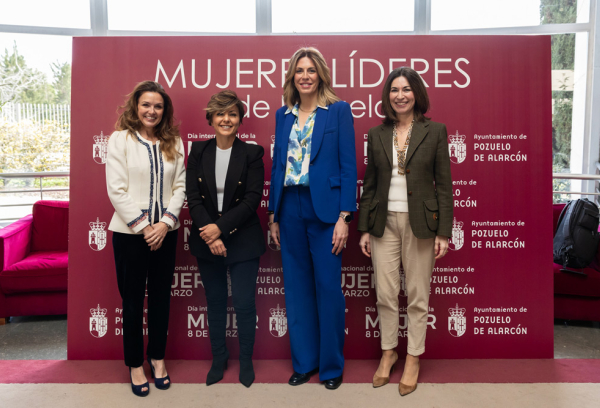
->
[147,357,171,390]
[129,367,149,397]
[206,350,229,385]
[239,359,255,388]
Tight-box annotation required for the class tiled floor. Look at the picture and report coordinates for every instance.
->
[0,315,598,360]
[553,319,600,358]
[0,315,67,360]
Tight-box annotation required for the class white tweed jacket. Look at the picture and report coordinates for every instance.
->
[106,129,186,234]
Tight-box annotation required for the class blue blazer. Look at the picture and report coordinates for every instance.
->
[268,101,357,224]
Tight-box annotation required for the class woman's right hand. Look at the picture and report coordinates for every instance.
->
[359,232,371,257]
[209,239,227,257]
[268,214,280,247]
[142,225,160,251]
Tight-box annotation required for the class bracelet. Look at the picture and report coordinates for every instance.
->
[267,211,274,215]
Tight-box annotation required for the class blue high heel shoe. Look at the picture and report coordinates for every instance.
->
[147,357,171,390]
[129,367,149,397]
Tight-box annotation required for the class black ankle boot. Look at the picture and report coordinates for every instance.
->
[206,350,229,385]
[239,359,255,388]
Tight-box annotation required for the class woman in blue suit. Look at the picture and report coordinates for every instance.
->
[268,47,357,390]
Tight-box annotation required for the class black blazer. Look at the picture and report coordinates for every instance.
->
[186,138,266,264]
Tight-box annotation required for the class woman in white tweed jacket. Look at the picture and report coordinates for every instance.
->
[106,81,185,397]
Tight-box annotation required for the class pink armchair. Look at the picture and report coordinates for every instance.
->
[0,200,68,324]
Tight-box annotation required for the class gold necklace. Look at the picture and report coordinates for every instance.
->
[299,106,316,113]
[393,120,414,175]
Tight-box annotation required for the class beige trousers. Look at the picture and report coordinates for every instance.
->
[370,212,435,356]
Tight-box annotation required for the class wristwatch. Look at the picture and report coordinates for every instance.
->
[339,212,352,224]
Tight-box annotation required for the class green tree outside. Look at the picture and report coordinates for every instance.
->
[0,42,71,106]
[0,42,71,193]
[540,0,578,202]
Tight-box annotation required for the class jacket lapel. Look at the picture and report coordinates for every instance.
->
[405,120,430,165]
[222,139,244,213]
[202,139,219,210]
[280,112,296,166]
[310,106,329,162]
[377,124,394,167]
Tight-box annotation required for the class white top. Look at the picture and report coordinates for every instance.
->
[388,146,409,212]
[106,130,186,234]
[215,146,232,212]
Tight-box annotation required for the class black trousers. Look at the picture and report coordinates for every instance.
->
[196,256,259,360]
[113,230,178,367]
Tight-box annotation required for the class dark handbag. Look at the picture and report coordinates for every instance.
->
[553,198,600,272]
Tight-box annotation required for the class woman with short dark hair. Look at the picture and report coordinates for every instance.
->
[187,90,265,388]
[358,67,453,396]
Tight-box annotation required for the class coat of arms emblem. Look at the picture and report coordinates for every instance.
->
[448,217,464,251]
[448,131,467,164]
[448,303,466,337]
[89,218,107,251]
[269,304,287,337]
[93,132,109,164]
[90,304,108,338]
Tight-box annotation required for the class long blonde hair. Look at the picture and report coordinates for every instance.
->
[283,47,340,109]
[115,81,181,161]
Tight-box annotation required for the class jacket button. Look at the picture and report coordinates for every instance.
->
[238,181,242,185]
[433,213,438,220]
[406,169,410,174]
[236,198,240,202]
[198,177,202,182]
[201,195,205,199]
[408,191,412,195]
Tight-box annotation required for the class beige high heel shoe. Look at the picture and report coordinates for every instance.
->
[372,350,398,388]
[398,360,419,396]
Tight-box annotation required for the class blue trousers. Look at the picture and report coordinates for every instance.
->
[279,186,345,381]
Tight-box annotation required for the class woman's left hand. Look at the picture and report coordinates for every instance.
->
[332,218,349,255]
[434,235,449,260]
[144,222,169,251]
[199,223,222,245]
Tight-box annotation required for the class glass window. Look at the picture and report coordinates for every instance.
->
[432,0,589,31]
[0,34,71,223]
[0,33,72,79]
[0,0,91,29]
[0,33,72,171]
[107,0,256,33]
[272,0,414,33]
[551,32,588,202]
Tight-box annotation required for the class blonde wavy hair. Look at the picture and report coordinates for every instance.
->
[115,81,181,162]
[283,47,340,109]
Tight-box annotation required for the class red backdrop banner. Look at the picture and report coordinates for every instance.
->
[68,35,553,360]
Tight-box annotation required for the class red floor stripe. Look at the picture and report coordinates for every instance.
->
[0,359,599,384]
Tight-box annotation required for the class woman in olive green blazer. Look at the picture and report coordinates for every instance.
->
[357,67,452,396]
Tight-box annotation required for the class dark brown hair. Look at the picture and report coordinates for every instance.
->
[381,67,430,125]
[283,47,340,109]
[205,90,245,125]
[115,81,181,161]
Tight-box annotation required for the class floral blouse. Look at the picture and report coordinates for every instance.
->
[284,104,328,186]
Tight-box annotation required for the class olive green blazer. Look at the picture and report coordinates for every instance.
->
[357,120,453,239]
